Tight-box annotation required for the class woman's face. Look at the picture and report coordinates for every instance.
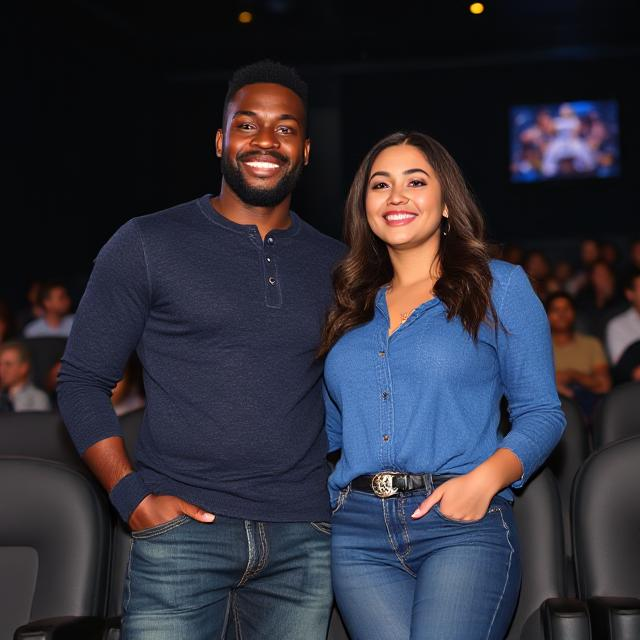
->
[365,144,445,251]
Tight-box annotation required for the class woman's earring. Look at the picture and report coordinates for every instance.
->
[442,216,451,237]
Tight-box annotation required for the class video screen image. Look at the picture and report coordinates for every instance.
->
[509,100,621,183]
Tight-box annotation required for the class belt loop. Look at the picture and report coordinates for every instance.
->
[423,472,434,496]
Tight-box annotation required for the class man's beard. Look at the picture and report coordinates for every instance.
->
[221,151,303,207]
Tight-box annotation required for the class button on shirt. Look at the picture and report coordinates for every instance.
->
[58,195,345,522]
[323,260,566,505]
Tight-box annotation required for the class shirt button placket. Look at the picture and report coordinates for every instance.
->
[264,236,281,308]
[379,331,394,465]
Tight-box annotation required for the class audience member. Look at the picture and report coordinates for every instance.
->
[0,341,51,412]
[22,282,74,338]
[111,355,145,416]
[0,300,16,343]
[523,249,551,300]
[612,341,640,385]
[566,238,600,295]
[551,259,574,292]
[600,240,620,270]
[629,239,640,271]
[605,270,640,365]
[547,292,611,421]
[15,280,43,331]
[575,259,626,341]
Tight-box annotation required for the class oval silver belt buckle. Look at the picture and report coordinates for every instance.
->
[371,472,399,498]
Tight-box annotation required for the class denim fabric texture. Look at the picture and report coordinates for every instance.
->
[122,515,332,640]
[324,260,566,506]
[331,482,521,640]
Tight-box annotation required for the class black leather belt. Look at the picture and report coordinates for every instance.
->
[351,472,458,498]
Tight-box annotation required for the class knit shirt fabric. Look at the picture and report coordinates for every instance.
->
[58,195,345,522]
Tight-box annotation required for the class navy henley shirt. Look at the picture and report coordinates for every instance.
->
[58,195,345,523]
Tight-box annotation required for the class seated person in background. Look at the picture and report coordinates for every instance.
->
[547,292,611,420]
[0,300,16,344]
[23,282,74,338]
[606,270,640,366]
[0,341,51,412]
[629,239,640,272]
[612,340,640,385]
[566,238,600,296]
[523,249,552,301]
[111,355,145,416]
[15,280,43,331]
[575,259,626,342]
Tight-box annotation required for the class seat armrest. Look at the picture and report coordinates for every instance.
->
[588,597,640,640]
[102,616,122,640]
[541,598,591,639]
[14,616,105,640]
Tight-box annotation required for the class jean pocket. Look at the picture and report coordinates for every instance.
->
[433,503,501,525]
[310,521,332,535]
[131,514,191,539]
[331,486,351,516]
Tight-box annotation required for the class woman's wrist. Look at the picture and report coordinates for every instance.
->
[472,449,524,495]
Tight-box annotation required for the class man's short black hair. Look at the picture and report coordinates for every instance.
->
[223,59,308,127]
[545,291,576,312]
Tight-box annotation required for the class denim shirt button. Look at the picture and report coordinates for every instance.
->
[382,391,390,400]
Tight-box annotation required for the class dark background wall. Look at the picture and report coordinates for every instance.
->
[2,1,639,307]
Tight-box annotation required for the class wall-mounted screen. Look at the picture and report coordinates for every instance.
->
[509,100,620,183]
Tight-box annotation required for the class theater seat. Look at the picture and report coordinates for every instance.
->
[1,457,111,640]
[572,435,640,639]
[507,468,589,640]
[0,411,90,477]
[547,395,590,594]
[592,381,640,449]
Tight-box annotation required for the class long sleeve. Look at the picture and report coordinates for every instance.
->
[323,380,342,453]
[57,219,151,455]
[606,315,627,365]
[496,266,566,488]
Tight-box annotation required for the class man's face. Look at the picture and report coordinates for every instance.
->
[216,82,310,207]
[0,349,29,390]
[43,286,71,316]
[547,297,576,333]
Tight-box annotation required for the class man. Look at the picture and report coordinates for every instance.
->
[23,282,74,337]
[606,270,640,373]
[0,341,51,411]
[546,292,611,420]
[58,60,344,639]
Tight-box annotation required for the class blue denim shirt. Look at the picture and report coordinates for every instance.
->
[323,260,566,505]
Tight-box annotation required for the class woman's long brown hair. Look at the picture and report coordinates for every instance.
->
[319,131,496,356]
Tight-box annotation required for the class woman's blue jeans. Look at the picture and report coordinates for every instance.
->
[331,476,521,640]
[121,514,332,639]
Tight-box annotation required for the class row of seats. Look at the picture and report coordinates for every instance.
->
[1,401,639,639]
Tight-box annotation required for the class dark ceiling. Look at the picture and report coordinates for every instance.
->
[12,0,640,75]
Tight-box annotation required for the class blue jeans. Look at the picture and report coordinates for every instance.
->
[122,514,332,639]
[331,477,521,640]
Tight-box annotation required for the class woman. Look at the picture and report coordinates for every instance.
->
[320,132,566,640]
